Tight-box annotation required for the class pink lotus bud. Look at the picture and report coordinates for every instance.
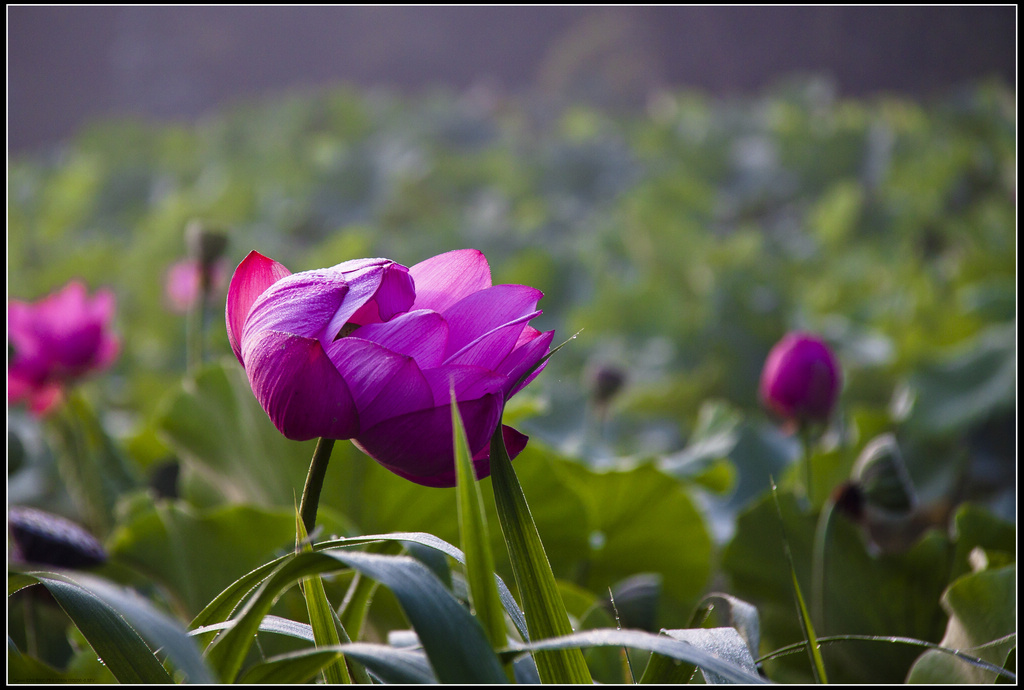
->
[759,332,841,424]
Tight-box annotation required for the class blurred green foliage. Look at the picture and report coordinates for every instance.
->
[8,78,1015,683]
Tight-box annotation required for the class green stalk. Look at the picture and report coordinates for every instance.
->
[295,510,352,684]
[489,425,592,684]
[299,438,336,541]
[799,423,815,507]
[811,499,838,633]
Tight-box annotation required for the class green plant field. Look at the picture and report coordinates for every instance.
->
[8,78,1016,684]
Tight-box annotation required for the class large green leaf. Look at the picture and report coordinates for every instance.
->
[906,324,1016,437]
[547,455,712,613]
[906,564,1016,683]
[108,497,309,616]
[154,361,321,507]
[45,393,140,537]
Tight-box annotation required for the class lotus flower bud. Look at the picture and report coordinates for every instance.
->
[185,220,229,277]
[588,363,627,407]
[759,332,841,424]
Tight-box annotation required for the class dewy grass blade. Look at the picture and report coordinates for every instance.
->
[320,549,508,684]
[318,531,529,640]
[452,391,509,653]
[204,551,347,681]
[16,574,173,684]
[204,547,506,684]
[239,648,346,685]
[489,422,593,684]
[192,531,528,649]
[771,481,828,684]
[758,633,1017,682]
[502,628,768,684]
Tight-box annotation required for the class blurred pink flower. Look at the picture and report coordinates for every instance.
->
[165,258,227,313]
[759,332,841,425]
[8,281,120,415]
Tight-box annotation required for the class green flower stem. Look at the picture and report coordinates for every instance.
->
[811,498,838,633]
[185,282,206,374]
[489,425,593,685]
[299,438,336,539]
[799,424,814,507]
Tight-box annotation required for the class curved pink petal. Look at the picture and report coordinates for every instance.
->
[444,309,540,369]
[242,269,351,350]
[326,260,415,334]
[7,368,38,405]
[93,333,121,371]
[352,393,502,487]
[325,338,434,429]
[374,423,529,488]
[87,287,117,325]
[422,364,506,407]
[496,329,555,399]
[226,251,292,364]
[6,301,34,351]
[28,384,64,416]
[351,310,448,369]
[409,249,492,313]
[441,284,543,358]
[49,322,104,371]
[242,330,359,441]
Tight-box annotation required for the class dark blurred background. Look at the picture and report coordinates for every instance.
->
[7,6,1017,153]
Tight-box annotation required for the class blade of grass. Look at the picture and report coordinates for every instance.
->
[204,548,507,684]
[296,508,352,684]
[489,423,593,684]
[452,391,509,653]
[758,633,1016,682]
[191,531,528,645]
[15,574,173,683]
[771,481,828,683]
[239,648,346,684]
[501,628,768,683]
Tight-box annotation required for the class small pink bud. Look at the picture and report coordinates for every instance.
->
[759,332,841,424]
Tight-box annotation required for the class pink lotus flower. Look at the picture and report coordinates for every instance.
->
[759,332,841,424]
[226,248,553,487]
[8,281,120,415]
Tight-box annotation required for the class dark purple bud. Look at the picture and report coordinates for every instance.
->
[8,506,107,569]
[589,364,627,406]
